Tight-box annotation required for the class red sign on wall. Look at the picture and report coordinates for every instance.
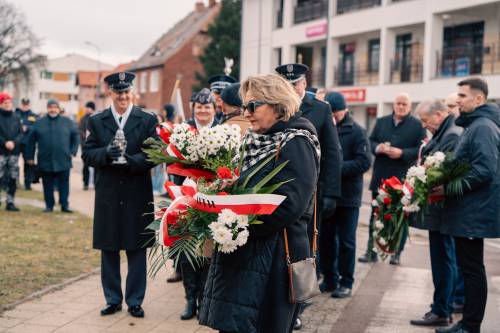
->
[337,88,366,103]
[306,23,327,38]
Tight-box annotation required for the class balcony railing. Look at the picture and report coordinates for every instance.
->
[435,41,500,78]
[337,0,381,15]
[294,0,328,24]
[334,64,379,86]
[389,60,423,83]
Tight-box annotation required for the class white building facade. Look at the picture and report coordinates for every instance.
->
[17,54,112,117]
[241,0,500,130]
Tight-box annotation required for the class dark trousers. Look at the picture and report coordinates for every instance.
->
[454,237,487,333]
[319,206,359,289]
[82,162,90,187]
[22,157,36,188]
[101,249,147,307]
[41,170,70,209]
[366,191,407,255]
[429,231,462,317]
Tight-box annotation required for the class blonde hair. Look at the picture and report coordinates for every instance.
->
[240,74,301,121]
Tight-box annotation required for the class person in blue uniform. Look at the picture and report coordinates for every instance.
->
[15,98,38,190]
[208,74,237,123]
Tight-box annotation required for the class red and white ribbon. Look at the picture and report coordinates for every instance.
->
[191,192,286,215]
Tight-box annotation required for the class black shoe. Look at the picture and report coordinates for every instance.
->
[319,281,337,293]
[43,208,53,213]
[6,203,20,212]
[358,252,378,263]
[293,317,302,330]
[61,208,73,213]
[410,311,450,326]
[100,303,122,316]
[331,286,351,299]
[166,271,182,283]
[389,254,401,265]
[435,322,471,333]
[180,298,197,320]
[128,305,144,318]
[25,186,32,191]
[452,302,464,314]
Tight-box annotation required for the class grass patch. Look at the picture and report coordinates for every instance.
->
[15,189,44,201]
[0,205,98,307]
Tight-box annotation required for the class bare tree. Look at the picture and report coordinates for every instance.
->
[0,0,45,89]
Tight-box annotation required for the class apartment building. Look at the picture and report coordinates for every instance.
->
[241,0,500,130]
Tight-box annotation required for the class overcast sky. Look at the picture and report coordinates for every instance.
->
[13,0,202,66]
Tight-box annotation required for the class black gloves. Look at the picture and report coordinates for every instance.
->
[321,197,337,219]
[106,143,122,161]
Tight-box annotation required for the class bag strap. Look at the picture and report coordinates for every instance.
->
[283,192,317,265]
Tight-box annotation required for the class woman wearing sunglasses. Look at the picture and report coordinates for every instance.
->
[199,74,320,333]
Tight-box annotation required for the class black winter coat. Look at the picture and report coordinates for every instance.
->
[369,113,426,192]
[336,113,371,207]
[199,116,320,333]
[299,94,342,200]
[82,107,158,250]
[442,104,500,239]
[26,115,80,172]
[0,109,23,156]
[410,114,462,231]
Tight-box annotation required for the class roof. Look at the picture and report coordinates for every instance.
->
[112,61,135,73]
[76,71,112,87]
[129,3,220,71]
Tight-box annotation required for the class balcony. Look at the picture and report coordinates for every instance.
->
[294,0,328,24]
[337,0,381,15]
[334,64,379,86]
[389,60,423,83]
[435,41,500,78]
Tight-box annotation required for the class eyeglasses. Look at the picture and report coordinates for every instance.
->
[241,101,268,113]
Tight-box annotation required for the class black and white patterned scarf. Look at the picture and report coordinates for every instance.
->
[236,128,321,172]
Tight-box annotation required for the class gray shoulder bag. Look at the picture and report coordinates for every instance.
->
[284,194,321,304]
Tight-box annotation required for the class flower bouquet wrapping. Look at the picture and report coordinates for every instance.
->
[373,152,470,258]
[144,123,292,277]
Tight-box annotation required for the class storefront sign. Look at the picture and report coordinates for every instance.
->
[337,88,366,103]
[306,23,327,38]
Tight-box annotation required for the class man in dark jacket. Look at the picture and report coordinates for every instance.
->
[359,93,426,265]
[26,99,79,213]
[15,98,38,190]
[82,72,157,318]
[435,78,500,333]
[0,92,23,211]
[79,101,95,190]
[409,99,463,327]
[319,92,371,298]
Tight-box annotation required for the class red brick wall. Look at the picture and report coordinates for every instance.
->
[135,68,163,111]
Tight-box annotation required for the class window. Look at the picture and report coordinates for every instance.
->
[368,39,380,73]
[140,72,147,93]
[274,48,282,67]
[150,70,159,93]
[40,71,53,79]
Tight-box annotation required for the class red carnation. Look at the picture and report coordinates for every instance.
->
[383,213,393,221]
[383,197,392,205]
[217,166,233,179]
[234,167,240,177]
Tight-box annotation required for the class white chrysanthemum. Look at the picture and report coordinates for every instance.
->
[220,242,238,253]
[372,199,379,207]
[212,226,233,244]
[401,196,411,206]
[403,203,421,213]
[236,215,249,228]
[375,220,384,230]
[378,190,388,199]
[208,221,225,233]
[235,229,249,246]
[372,231,378,238]
[378,238,387,246]
[217,209,238,225]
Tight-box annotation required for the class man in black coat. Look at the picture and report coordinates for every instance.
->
[26,99,79,212]
[359,93,426,265]
[435,78,500,333]
[82,72,158,318]
[409,99,463,327]
[319,92,371,298]
[78,101,96,190]
[15,98,38,190]
[0,92,23,211]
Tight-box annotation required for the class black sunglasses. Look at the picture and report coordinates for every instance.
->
[241,101,268,113]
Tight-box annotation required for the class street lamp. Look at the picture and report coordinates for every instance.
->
[84,41,102,108]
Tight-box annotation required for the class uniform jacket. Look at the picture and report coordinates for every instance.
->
[410,114,462,231]
[299,93,342,200]
[26,115,79,172]
[0,109,23,156]
[442,104,500,239]
[15,108,38,147]
[78,113,92,147]
[369,113,426,192]
[336,113,371,207]
[199,116,320,333]
[82,106,158,251]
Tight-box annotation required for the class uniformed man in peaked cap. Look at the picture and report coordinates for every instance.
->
[276,63,343,330]
[82,71,158,318]
[208,74,237,123]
